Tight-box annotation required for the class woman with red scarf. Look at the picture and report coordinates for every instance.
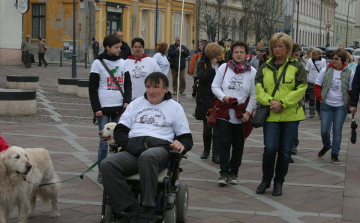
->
[126,38,160,99]
[314,49,355,164]
[211,41,257,186]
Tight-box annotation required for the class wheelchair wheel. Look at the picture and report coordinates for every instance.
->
[164,204,177,223]
[176,183,188,223]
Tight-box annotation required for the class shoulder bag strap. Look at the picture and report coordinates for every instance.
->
[271,63,290,97]
[100,59,125,98]
[313,59,320,73]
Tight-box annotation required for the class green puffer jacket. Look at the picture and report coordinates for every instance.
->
[255,57,308,122]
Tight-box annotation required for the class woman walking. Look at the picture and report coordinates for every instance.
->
[314,49,355,164]
[89,34,132,183]
[126,38,160,99]
[255,33,307,196]
[195,43,224,164]
[211,41,257,185]
[38,38,48,67]
[153,43,170,76]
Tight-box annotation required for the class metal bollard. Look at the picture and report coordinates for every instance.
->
[85,51,87,69]
[60,50,62,67]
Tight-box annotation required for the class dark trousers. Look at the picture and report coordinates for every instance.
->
[217,119,245,176]
[262,121,299,184]
[171,68,186,93]
[38,53,47,66]
[306,83,316,115]
[203,119,218,137]
[22,51,31,68]
[192,77,198,97]
[100,147,169,212]
[93,52,99,61]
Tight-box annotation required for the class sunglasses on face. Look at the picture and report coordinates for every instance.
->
[331,57,341,61]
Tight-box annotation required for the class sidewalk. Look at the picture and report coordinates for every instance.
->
[0,64,359,223]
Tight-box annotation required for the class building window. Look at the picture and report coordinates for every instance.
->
[32,4,46,38]
[173,14,180,40]
[154,11,162,42]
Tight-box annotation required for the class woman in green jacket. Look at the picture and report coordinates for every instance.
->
[255,33,308,196]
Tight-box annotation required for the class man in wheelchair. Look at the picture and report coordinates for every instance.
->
[100,72,193,223]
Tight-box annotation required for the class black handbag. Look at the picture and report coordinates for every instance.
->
[251,63,289,128]
[31,54,35,63]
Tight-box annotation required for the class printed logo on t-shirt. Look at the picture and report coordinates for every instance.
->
[329,78,341,92]
[132,65,147,79]
[134,108,170,127]
[106,66,124,91]
[228,75,244,91]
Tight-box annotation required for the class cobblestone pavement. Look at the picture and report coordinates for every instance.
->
[1,64,360,223]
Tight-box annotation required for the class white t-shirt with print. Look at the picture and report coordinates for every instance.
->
[90,59,127,108]
[305,58,327,83]
[120,96,191,143]
[315,67,355,107]
[211,64,257,124]
[126,57,160,99]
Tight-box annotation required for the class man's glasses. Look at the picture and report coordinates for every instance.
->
[331,57,341,61]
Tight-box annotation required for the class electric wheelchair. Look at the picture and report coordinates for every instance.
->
[100,142,189,223]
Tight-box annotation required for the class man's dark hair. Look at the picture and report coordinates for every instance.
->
[144,72,169,88]
[92,37,95,41]
[199,40,208,45]
[218,41,225,47]
[103,34,120,49]
[292,43,301,54]
[132,37,145,48]
[230,41,249,55]
[38,37,42,41]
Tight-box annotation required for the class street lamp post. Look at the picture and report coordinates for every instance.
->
[217,0,222,42]
[319,0,324,46]
[296,0,300,43]
[155,0,158,51]
[346,0,357,47]
[72,0,77,78]
[243,0,250,42]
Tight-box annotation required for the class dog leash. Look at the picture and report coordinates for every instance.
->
[36,149,116,187]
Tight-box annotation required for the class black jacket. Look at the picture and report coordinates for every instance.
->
[195,56,224,120]
[89,71,132,114]
[114,92,193,156]
[120,41,132,60]
[168,43,190,69]
[350,64,360,107]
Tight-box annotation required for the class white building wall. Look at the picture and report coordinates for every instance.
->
[334,0,357,47]
[292,0,336,47]
[353,0,360,46]
[0,0,23,65]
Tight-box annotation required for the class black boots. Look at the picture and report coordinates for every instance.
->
[256,181,270,194]
[212,136,219,164]
[201,135,212,159]
[272,182,283,196]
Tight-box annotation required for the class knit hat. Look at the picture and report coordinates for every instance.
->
[0,134,9,152]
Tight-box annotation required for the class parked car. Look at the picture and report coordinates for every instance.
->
[354,49,360,63]
[325,46,337,59]
[345,47,355,55]
[348,45,359,50]
[316,47,326,52]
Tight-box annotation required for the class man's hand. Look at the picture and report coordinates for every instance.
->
[241,111,251,123]
[170,140,185,153]
[123,103,129,109]
[95,110,103,117]
[349,107,357,116]
[270,100,283,113]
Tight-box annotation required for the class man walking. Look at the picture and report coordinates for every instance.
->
[21,35,32,68]
[92,37,99,61]
[115,31,132,60]
[38,38,48,67]
[250,47,266,70]
[168,37,190,95]
[350,64,360,116]
[188,39,207,98]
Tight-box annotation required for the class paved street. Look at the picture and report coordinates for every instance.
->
[1,63,360,223]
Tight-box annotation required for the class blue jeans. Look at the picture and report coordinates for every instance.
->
[97,114,120,163]
[217,119,244,176]
[262,121,299,184]
[320,103,347,155]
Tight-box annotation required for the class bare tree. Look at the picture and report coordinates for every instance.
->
[198,0,218,42]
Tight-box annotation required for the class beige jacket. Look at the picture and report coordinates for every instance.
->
[38,41,46,53]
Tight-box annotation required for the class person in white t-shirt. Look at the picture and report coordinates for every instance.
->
[211,41,257,186]
[126,38,160,99]
[153,43,170,76]
[305,48,327,118]
[100,72,193,223]
[314,49,355,165]
[89,34,132,183]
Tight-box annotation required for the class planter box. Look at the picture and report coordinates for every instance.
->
[0,89,37,115]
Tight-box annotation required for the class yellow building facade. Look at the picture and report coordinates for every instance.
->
[23,0,196,62]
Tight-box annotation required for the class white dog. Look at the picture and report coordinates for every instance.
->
[98,122,117,144]
[0,146,60,223]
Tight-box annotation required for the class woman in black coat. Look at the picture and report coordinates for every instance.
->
[195,43,224,163]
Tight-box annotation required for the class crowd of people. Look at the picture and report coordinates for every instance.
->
[87,31,360,222]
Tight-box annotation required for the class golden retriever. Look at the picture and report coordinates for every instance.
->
[0,146,60,223]
[98,122,117,144]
